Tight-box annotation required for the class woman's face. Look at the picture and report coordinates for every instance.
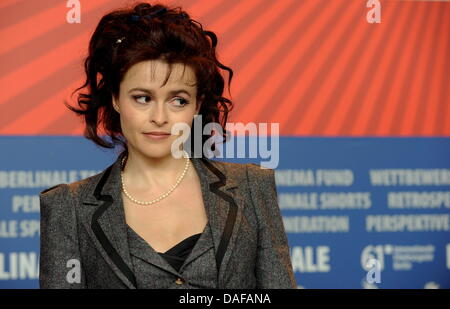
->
[112,59,201,159]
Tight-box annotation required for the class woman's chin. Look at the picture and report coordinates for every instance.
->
[140,146,177,159]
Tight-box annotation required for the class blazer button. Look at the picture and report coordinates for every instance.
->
[175,277,185,285]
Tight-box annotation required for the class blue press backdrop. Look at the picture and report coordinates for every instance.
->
[0,136,449,288]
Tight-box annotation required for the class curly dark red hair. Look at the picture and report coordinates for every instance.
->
[66,2,234,157]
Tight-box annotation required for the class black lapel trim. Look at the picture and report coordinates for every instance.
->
[200,158,238,278]
[91,163,137,288]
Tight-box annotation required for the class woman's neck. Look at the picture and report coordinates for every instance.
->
[122,150,188,190]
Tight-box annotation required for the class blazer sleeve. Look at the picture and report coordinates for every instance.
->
[246,164,297,289]
[39,183,86,289]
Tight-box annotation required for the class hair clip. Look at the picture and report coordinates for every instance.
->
[115,36,125,44]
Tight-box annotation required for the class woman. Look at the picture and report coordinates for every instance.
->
[39,2,296,289]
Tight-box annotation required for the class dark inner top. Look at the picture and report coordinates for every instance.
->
[157,233,202,272]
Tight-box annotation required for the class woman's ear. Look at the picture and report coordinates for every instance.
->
[112,96,120,113]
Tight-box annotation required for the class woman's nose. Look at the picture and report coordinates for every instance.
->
[150,103,168,125]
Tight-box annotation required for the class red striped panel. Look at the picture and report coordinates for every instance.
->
[0,0,448,136]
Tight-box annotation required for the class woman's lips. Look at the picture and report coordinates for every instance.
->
[142,132,170,140]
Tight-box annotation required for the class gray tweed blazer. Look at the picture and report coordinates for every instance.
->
[39,152,297,289]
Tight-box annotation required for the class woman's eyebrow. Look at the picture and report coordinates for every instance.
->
[128,87,192,97]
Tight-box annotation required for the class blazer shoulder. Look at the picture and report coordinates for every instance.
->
[39,183,72,213]
[206,159,275,188]
[40,183,65,195]
[246,162,275,180]
[39,170,103,200]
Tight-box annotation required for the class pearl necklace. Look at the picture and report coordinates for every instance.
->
[120,151,190,206]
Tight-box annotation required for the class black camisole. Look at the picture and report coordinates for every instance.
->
[157,233,202,272]
[126,223,202,272]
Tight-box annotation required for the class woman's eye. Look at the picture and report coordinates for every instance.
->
[133,95,150,104]
[132,95,189,106]
[173,97,189,107]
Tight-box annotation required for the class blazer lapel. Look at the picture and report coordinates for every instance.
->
[79,152,137,289]
[79,152,244,289]
[190,157,244,288]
